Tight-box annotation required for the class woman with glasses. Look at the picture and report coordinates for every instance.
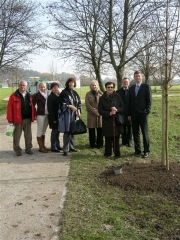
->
[98,82,124,158]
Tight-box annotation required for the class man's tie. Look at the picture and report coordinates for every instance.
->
[135,85,139,96]
[125,89,128,96]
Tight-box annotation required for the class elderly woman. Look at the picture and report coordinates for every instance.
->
[59,78,81,156]
[47,82,61,152]
[85,80,103,148]
[98,81,124,158]
[33,82,49,153]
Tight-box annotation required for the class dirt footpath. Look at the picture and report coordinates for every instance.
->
[0,115,69,240]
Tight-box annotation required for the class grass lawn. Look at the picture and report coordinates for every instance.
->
[0,87,15,115]
[59,96,180,240]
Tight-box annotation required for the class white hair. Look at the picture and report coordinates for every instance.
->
[19,80,27,86]
[90,80,99,89]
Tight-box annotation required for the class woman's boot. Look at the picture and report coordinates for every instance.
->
[41,135,50,151]
[37,137,48,153]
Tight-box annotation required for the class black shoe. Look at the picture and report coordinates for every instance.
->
[104,153,111,157]
[69,148,78,152]
[25,149,33,155]
[96,145,103,149]
[90,145,96,148]
[51,149,60,152]
[127,143,132,147]
[16,151,22,156]
[56,147,63,150]
[143,152,149,158]
[134,151,141,156]
[63,152,68,156]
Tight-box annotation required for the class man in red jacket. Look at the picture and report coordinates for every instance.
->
[7,80,36,156]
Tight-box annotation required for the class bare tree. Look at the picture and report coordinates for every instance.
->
[46,0,110,91]
[0,0,43,70]
[104,0,166,87]
[129,27,160,84]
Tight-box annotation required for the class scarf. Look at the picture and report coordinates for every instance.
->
[39,90,48,114]
[91,90,98,102]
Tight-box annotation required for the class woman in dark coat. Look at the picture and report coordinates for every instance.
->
[98,82,124,158]
[47,82,61,152]
[59,78,81,156]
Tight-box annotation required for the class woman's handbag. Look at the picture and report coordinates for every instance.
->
[5,124,15,137]
[115,113,124,125]
[69,118,87,135]
[114,95,124,125]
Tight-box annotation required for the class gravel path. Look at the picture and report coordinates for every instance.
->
[0,115,69,240]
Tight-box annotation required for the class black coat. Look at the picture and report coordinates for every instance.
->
[98,91,124,137]
[116,87,131,125]
[47,92,60,129]
[128,83,152,117]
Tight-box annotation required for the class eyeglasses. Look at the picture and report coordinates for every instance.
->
[107,86,114,89]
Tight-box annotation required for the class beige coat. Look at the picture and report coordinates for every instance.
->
[85,90,103,128]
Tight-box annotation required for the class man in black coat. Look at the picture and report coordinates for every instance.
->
[128,71,152,158]
[116,78,132,147]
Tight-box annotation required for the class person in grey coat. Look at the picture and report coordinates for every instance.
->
[98,82,124,158]
[59,78,81,156]
[85,80,103,148]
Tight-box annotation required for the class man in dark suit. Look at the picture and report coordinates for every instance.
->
[128,71,152,158]
[116,78,132,147]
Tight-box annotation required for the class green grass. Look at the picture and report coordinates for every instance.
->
[0,87,15,115]
[59,96,180,240]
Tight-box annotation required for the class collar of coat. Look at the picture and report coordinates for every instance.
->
[14,89,30,98]
[103,91,116,100]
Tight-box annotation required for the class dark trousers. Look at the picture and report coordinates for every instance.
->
[50,129,60,150]
[131,112,150,153]
[105,135,120,156]
[122,124,132,145]
[89,128,103,148]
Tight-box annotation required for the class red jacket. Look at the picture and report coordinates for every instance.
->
[6,90,36,124]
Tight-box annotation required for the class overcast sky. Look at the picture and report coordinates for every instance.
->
[27,0,76,74]
[28,51,75,74]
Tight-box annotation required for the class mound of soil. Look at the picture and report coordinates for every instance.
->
[101,162,180,202]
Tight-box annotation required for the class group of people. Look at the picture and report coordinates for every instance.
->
[6,78,81,156]
[6,70,152,159]
[85,70,152,158]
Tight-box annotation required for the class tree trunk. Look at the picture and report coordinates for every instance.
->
[116,66,125,89]
[165,84,169,170]
[95,67,105,92]
[161,86,166,166]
